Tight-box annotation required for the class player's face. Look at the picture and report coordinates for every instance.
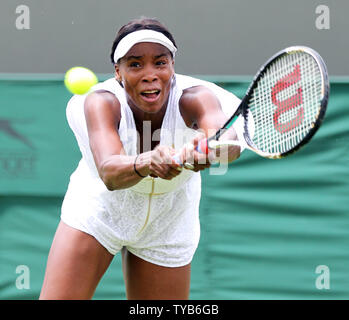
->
[115,42,175,114]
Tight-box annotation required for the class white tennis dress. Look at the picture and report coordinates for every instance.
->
[61,74,242,267]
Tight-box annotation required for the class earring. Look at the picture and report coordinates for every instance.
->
[117,78,124,88]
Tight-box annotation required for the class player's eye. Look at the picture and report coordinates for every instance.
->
[129,61,141,68]
[156,60,167,66]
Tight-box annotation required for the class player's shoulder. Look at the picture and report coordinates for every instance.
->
[84,86,121,124]
[178,77,221,126]
[180,85,217,106]
[84,89,119,111]
[86,89,118,104]
[86,77,124,104]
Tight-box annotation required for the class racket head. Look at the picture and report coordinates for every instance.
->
[240,46,329,159]
[209,46,329,159]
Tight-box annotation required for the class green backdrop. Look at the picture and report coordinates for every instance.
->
[0,76,348,299]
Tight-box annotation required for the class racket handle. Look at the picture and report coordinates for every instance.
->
[172,138,209,168]
[197,138,244,152]
[172,153,194,170]
[172,153,182,166]
[197,139,209,154]
[173,138,246,168]
[208,139,245,148]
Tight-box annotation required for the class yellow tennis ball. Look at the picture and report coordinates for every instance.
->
[64,66,98,95]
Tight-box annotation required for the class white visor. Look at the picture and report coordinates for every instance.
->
[113,29,177,63]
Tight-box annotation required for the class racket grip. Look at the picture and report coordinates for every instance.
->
[172,138,209,166]
[197,138,209,154]
[172,153,182,166]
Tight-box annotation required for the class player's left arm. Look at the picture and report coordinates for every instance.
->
[179,85,240,170]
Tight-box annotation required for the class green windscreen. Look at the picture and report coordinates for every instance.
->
[0,76,348,299]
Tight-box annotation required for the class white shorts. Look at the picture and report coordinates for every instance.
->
[61,162,201,268]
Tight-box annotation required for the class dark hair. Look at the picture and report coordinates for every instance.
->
[110,17,177,64]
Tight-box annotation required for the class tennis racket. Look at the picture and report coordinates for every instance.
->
[174,46,329,168]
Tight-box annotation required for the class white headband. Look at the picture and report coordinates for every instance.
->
[113,29,177,63]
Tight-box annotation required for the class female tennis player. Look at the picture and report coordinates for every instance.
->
[39,17,243,300]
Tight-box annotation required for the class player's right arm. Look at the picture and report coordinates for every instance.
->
[84,90,180,190]
[84,90,145,190]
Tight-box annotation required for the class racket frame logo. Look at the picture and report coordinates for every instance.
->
[240,46,329,159]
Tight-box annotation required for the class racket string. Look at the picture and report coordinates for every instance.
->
[247,51,323,155]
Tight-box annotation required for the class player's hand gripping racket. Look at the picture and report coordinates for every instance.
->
[174,46,329,168]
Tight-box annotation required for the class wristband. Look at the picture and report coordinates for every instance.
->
[134,154,147,178]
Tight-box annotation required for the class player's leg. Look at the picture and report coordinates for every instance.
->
[121,248,191,300]
[39,221,114,300]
